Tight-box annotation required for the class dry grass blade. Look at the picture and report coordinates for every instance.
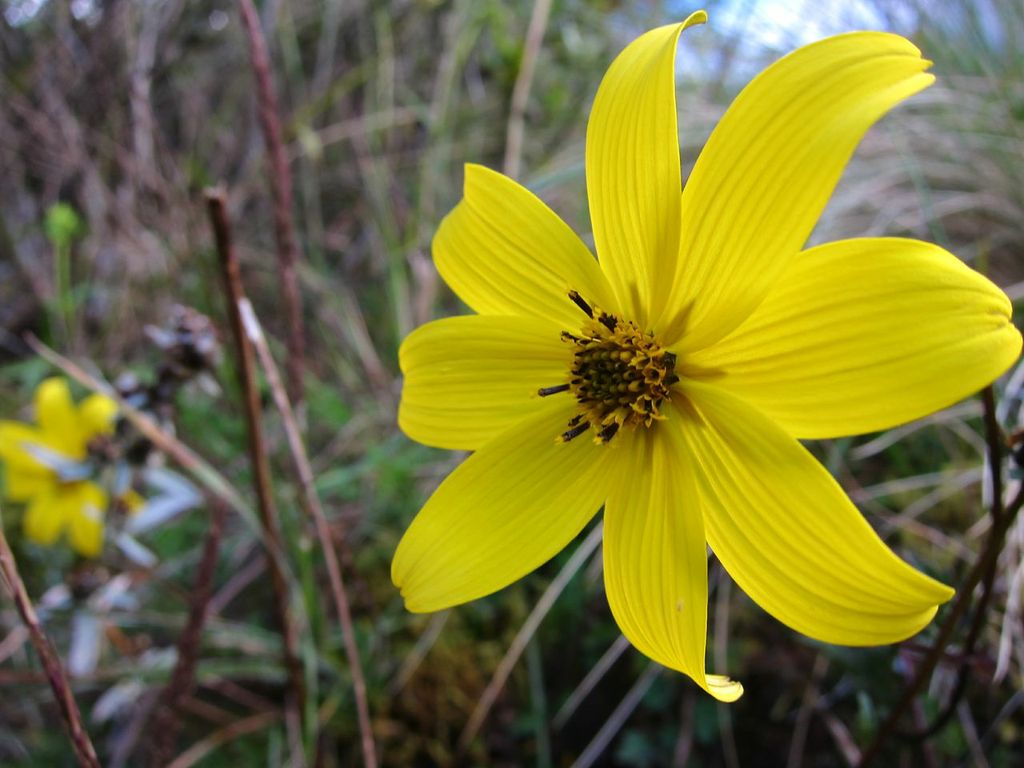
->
[459,522,604,753]
[570,662,662,768]
[0,506,101,768]
[502,0,554,179]
[552,633,631,730]
[237,297,378,768]
[165,709,281,768]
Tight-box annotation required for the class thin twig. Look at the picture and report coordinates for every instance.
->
[148,499,228,768]
[458,523,604,753]
[0,508,101,768]
[238,298,378,768]
[236,0,305,406]
[859,386,1022,766]
[205,187,306,728]
[502,0,553,179]
[892,388,1006,741]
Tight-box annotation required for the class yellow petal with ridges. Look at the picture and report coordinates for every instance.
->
[680,383,953,645]
[434,164,617,327]
[35,378,85,458]
[662,32,935,350]
[687,239,1022,439]
[66,482,106,558]
[604,425,742,701]
[586,12,706,327]
[23,486,65,546]
[399,315,570,450]
[393,400,614,612]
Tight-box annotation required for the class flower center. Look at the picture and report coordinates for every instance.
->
[539,291,678,444]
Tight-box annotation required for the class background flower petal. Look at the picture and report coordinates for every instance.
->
[392,400,614,612]
[22,486,65,546]
[398,314,570,450]
[585,12,706,327]
[0,422,50,471]
[434,164,617,327]
[686,238,1021,438]
[34,377,86,457]
[604,426,742,701]
[680,383,954,646]
[66,482,107,558]
[661,32,935,351]
[78,393,118,439]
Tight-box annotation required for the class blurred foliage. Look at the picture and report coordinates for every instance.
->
[0,0,1023,766]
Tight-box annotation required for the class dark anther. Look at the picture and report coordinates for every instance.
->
[665,374,680,386]
[568,290,594,318]
[561,420,591,442]
[568,414,584,427]
[597,423,619,442]
[538,384,571,397]
[598,312,617,332]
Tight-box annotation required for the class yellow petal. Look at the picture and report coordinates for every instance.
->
[399,315,570,450]
[662,33,935,351]
[22,485,65,546]
[392,400,614,612]
[34,378,86,458]
[604,426,742,701]
[586,12,706,327]
[0,422,50,471]
[680,383,953,645]
[434,164,617,327]
[66,482,106,558]
[3,465,54,502]
[78,393,118,439]
[687,239,1022,439]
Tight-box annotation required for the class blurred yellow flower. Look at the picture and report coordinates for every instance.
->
[0,378,118,557]
[392,12,1022,700]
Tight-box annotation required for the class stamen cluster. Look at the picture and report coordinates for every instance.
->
[539,291,678,444]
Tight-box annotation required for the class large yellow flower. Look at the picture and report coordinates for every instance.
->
[392,13,1022,700]
[0,378,118,557]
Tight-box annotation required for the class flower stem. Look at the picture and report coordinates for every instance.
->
[236,0,305,407]
[205,187,307,736]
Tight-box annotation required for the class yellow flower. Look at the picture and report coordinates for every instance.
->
[0,378,118,557]
[392,13,1023,701]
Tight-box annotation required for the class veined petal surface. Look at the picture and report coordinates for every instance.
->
[663,33,935,350]
[393,400,615,612]
[434,164,617,327]
[687,239,1022,439]
[680,383,953,645]
[586,12,706,326]
[604,426,742,701]
[399,315,569,450]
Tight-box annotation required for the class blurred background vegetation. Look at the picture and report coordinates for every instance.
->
[1,0,1023,765]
